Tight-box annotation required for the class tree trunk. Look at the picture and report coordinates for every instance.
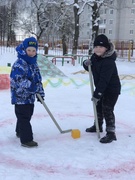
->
[72,0,79,57]
[62,34,67,55]
[89,2,100,55]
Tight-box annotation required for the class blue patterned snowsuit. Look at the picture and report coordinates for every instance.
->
[10,41,45,144]
[10,58,44,104]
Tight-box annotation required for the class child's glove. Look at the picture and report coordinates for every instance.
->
[83,59,91,66]
[91,96,99,106]
[36,95,44,104]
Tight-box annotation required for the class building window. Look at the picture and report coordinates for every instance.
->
[110,9,113,14]
[109,29,112,34]
[130,20,134,25]
[104,9,107,14]
[99,19,106,24]
[104,19,106,24]
[99,29,106,34]
[110,0,113,4]
[109,19,113,24]
[99,9,103,14]
[87,23,90,27]
[82,24,84,27]
[131,9,135,14]
[130,30,134,34]
[99,19,103,24]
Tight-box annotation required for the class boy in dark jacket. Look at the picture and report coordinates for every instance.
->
[83,34,121,143]
[10,37,45,148]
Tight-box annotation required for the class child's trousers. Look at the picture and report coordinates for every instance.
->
[15,104,34,144]
[96,93,119,133]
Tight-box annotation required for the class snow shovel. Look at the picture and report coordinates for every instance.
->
[36,94,72,134]
[88,65,100,139]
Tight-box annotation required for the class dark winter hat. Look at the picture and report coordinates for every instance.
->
[94,34,110,49]
[23,37,38,51]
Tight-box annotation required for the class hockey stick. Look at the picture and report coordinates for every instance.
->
[36,94,72,134]
[88,65,100,139]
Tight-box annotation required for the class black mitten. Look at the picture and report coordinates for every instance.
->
[36,95,44,104]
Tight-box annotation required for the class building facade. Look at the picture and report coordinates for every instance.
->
[79,0,135,41]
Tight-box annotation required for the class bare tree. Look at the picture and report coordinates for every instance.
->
[0,0,17,46]
[0,5,7,42]
[79,0,115,54]
[58,2,74,55]
[17,0,74,56]
[72,0,79,56]
[17,0,49,40]
[7,0,17,46]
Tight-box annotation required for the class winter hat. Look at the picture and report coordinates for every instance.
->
[94,34,110,49]
[22,37,38,51]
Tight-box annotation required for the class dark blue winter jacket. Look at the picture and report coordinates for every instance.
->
[83,43,121,99]
[10,44,45,104]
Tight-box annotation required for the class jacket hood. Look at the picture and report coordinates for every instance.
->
[16,43,37,64]
[101,42,115,58]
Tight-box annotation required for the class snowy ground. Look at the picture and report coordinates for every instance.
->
[0,51,135,180]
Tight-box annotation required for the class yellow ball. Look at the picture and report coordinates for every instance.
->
[71,129,81,139]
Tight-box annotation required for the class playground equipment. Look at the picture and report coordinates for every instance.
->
[52,56,75,66]
[0,74,10,90]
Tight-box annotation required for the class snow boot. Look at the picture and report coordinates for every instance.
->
[100,132,117,143]
[86,125,103,133]
[21,141,38,148]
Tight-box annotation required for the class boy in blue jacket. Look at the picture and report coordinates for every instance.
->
[10,37,45,148]
[83,34,121,143]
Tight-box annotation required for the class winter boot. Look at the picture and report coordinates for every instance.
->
[100,132,117,143]
[21,141,38,148]
[86,125,103,133]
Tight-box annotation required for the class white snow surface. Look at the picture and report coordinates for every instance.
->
[0,51,135,180]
